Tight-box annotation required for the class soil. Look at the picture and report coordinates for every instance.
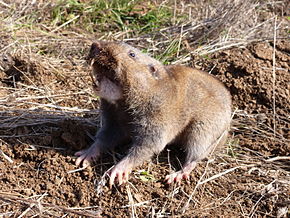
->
[0,40,289,217]
[200,41,290,157]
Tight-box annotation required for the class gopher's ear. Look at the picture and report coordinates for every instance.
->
[148,64,160,80]
[87,42,101,62]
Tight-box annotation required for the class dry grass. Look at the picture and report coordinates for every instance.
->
[0,0,289,217]
[0,192,102,217]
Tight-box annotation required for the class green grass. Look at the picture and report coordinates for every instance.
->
[157,39,181,64]
[227,138,239,158]
[0,0,187,62]
[138,170,156,182]
[50,0,176,34]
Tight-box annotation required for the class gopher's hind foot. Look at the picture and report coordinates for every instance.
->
[165,162,197,184]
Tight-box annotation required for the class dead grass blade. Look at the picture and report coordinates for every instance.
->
[0,192,102,217]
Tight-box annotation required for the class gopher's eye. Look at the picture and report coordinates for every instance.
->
[128,51,136,58]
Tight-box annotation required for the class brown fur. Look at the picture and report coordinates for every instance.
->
[75,41,232,185]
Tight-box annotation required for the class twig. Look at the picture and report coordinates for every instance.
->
[0,41,19,52]
[198,165,253,185]
[126,185,136,218]
[95,166,114,196]
[51,15,80,33]
[67,166,88,174]
[272,16,277,138]
[265,156,290,162]
[18,193,47,218]
[0,149,13,163]
[0,1,11,8]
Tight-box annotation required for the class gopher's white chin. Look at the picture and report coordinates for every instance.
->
[99,77,122,104]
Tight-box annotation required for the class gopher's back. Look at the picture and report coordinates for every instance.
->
[162,65,231,149]
[165,65,231,115]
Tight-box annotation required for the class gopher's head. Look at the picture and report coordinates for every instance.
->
[88,41,167,103]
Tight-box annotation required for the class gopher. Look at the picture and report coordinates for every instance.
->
[75,41,231,186]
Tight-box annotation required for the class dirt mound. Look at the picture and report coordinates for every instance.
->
[0,41,289,217]
[194,40,289,157]
[212,41,289,114]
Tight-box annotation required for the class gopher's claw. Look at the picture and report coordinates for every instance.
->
[108,160,131,188]
[75,144,100,168]
[165,171,190,184]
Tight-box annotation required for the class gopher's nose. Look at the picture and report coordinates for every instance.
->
[87,42,101,61]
